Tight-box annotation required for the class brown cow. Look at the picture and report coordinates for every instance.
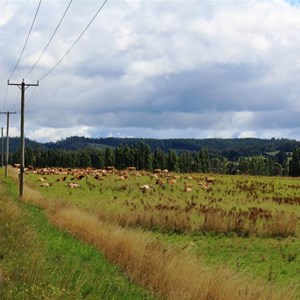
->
[156,178,165,185]
[127,166,136,172]
[167,179,177,185]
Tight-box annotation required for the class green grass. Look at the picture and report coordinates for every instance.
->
[26,172,300,216]
[0,173,158,300]
[24,170,300,295]
[154,231,300,292]
[25,172,300,237]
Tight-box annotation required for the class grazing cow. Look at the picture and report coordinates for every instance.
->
[40,183,51,187]
[184,187,192,193]
[156,178,165,185]
[38,177,46,182]
[139,184,151,193]
[105,166,115,173]
[94,173,102,180]
[199,182,210,190]
[167,179,177,185]
[66,182,80,188]
[77,174,85,180]
[127,166,136,172]
[205,177,215,183]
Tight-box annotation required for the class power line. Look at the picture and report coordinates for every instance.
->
[24,0,73,79]
[26,86,38,107]
[1,84,9,111]
[8,0,42,80]
[39,0,109,81]
[12,89,21,112]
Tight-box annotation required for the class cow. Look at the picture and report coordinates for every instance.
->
[139,184,151,193]
[127,166,136,172]
[156,178,165,185]
[66,182,80,188]
[184,187,192,193]
[167,179,177,185]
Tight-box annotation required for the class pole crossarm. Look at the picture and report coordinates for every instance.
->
[8,79,39,87]
[7,79,39,198]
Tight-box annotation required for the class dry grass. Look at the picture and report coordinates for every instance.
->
[49,206,293,300]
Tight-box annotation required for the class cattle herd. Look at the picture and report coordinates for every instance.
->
[14,164,215,192]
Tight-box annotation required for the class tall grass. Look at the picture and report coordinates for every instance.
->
[49,206,294,300]
[0,173,157,299]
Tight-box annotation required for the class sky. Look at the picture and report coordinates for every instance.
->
[1,0,300,143]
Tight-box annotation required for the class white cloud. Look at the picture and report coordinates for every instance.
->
[1,0,300,142]
[27,126,91,143]
[0,2,15,27]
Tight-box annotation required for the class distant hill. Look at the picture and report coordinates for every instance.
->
[5,136,300,159]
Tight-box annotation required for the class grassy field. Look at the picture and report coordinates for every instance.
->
[0,171,158,299]
[0,167,296,299]
[27,169,300,237]
[21,167,300,298]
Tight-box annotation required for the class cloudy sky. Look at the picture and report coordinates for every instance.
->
[1,0,300,143]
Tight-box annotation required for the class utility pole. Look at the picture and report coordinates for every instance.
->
[0,112,16,177]
[8,79,39,199]
[1,127,4,167]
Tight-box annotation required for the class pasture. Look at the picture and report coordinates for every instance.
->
[20,166,300,298]
[26,167,300,237]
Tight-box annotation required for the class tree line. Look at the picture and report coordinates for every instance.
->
[7,142,300,176]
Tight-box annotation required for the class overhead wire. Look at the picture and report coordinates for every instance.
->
[39,0,109,81]
[1,84,9,111]
[24,0,73,79]
[12,89,22,112]
[26,86,38,107]
[8,0,42,80]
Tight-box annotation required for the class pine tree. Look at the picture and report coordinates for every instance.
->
[104,147,115,167]
[289,147,300,176]
[167,150,179,172]
[153,148,166,169]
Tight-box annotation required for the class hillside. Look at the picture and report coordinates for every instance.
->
[6,136,300,158]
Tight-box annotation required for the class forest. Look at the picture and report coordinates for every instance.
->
[5,137,300,176]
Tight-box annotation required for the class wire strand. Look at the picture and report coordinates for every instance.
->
[26,86,38,107]
[1,84,9,111]
[39,0,109,81]
[8,0,42,80]
[24,0,73,79]
[12,89,21,113]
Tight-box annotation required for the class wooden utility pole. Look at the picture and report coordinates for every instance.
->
[1,127,4,167]
[0,112,16,176]
[8,79,39,198]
